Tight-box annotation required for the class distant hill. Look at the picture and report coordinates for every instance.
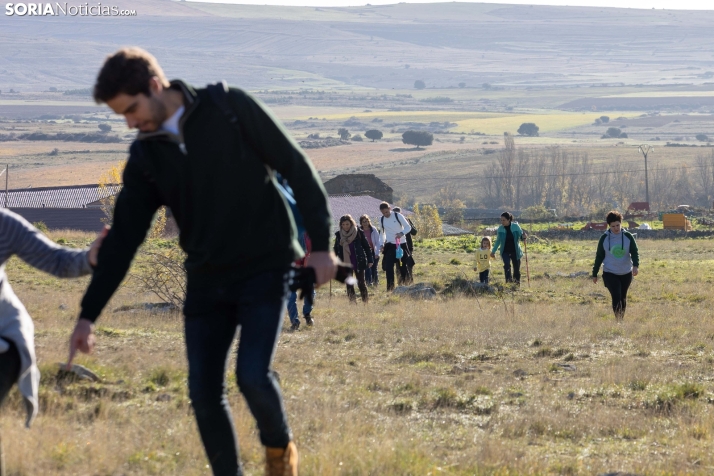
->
[1,1,714,92]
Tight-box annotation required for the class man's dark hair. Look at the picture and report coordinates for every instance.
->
[93,47,169,104]
[606,211,623,224]
[379,202,390,210]
[500,211,514,222]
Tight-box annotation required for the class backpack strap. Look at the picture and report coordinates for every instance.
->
[394,212,404,228]
[206,81,239,126]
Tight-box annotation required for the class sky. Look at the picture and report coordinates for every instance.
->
[189,0,712,9]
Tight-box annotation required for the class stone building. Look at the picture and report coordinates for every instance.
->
[322,174,393,203]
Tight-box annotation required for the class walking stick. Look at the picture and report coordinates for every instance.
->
[524,236,531,287]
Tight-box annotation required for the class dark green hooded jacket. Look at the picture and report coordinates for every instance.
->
[80,80,331,322]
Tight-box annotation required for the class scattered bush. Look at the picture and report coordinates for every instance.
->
[337,128,351,140]
[98,123,112,133]
[414,80,426,90]
[351,134,363,141]
[601,127,627,139]
[517,123,539,137]
[696,133,709,142]
[402,130,433,149]
[412,203,443,239]
[365,129,383,142]
[33,221,49,233]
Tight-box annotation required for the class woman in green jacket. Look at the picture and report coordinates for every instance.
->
[490,212,525,284]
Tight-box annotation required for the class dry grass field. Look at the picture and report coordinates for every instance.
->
[2,231,714,475]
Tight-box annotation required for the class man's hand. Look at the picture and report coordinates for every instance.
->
[306,251,339,287]
[67,318,96,369]
[592,276,598,284]
[632,266,639,277]
[88,226,109,267]
[490,253,496,259]
[368,263,373,268]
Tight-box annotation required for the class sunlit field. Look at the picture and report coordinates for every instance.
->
[2,232,714,475]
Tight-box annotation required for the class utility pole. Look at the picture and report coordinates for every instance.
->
[0,164,7,208]
[637,145,653,206]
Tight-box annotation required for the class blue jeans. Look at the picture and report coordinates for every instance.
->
[365,256,380,285]
[183,269,292,476]
[287,290,315,325]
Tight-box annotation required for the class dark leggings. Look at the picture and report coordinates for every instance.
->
[346,269,369,303]
[0,339,21,406]
[602,272,633,318]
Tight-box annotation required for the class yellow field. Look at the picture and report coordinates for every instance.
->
[603,91,714,98]
[454,112,643,134]
[300,110,641,134]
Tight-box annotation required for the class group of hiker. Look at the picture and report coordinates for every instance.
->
[475,209,638,322]
[0,47,640,476]
[288,202,418,330]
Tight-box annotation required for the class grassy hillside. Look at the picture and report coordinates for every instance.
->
[2,232,714,474]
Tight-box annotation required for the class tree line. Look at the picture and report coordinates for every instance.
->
[478,135,714,214]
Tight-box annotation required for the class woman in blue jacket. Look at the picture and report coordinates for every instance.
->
[490,212,526,285]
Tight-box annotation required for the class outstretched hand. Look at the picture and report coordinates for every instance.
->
[306,251,339,287]
[67,318,95,370]
[88,226,109,267]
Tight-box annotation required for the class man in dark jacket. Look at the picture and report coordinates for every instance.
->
[66,47,337,476]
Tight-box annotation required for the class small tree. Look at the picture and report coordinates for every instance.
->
[98,161,166,238]
[402,130,433,149]
[337,128,351,140]
[600,116,610,123]
[412,204,443,239]
[365,129,383,142]
[602,127,622,139]
[696,133,709,142]
[414,80,426,90]
[351,134,363,141]
[517,123,539,137]
[458,82,466,88]
[98,123,112,133]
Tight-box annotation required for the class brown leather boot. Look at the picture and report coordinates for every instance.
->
[265,441,298,476]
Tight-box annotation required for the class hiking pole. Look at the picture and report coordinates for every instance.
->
[524,236,531,287]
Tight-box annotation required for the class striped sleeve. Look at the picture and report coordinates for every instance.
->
[0,209,91,278]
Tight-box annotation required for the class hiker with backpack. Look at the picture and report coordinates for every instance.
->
[334,215,372,303]
[66,47,337,476]
[0,209,105,429]
[378,202,411,291]
[359,215,381,287]
[392,207,417,285]
[592,210,640,321]
[490,211,526,285]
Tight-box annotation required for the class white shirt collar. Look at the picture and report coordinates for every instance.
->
[161,105,185,136]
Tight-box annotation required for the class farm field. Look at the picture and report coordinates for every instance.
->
[2,232,714,474]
